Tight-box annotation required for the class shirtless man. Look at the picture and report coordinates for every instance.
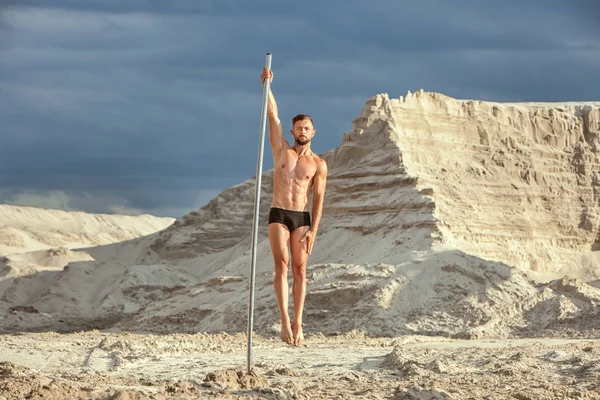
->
[260,68,328,346]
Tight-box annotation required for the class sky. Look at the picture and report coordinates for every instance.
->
[1,1,599,217]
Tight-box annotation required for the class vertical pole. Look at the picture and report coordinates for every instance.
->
[247,52,272,373]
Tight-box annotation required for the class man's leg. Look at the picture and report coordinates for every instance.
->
[268,223,293,344]
[290,225,310,346]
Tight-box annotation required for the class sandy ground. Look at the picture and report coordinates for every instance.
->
[1,331,599,399]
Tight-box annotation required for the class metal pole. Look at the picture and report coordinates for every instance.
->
[247,52,272,373]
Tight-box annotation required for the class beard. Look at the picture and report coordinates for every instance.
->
[295,136,311,145]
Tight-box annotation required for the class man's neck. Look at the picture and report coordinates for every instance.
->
[293,143,311,156]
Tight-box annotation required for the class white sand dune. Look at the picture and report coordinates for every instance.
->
[1,91,599,341]
[0,204,174,257]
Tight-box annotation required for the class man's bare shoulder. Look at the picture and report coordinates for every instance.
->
[313,154,328,174]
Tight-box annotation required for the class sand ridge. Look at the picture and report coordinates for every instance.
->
[0,204,174,257]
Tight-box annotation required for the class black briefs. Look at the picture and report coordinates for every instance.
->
[268,207,311,232]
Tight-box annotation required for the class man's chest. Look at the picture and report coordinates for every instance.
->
[276,151,317,181]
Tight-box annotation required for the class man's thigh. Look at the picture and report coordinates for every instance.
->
[268,223,290,262]
[289,225,310,267]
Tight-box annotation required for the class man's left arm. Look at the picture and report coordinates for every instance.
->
[311,159,328,232]
[307,159,328,254]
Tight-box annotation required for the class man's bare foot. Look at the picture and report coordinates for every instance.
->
[280,320,293,344]
[292,322,304,346]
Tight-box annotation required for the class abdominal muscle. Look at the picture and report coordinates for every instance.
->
[272,177,311,211]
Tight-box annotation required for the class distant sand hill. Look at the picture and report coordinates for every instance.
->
[1,92,599,340]
[0,204,174,256]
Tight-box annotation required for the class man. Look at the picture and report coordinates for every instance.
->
[260,67,328,346]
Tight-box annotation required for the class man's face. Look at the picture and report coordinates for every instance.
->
[291,119,315,146]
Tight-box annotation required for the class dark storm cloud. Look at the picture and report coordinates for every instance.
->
[1,1,599,216]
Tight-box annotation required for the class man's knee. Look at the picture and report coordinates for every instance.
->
[291,262,306,279]
[274,257,289,274]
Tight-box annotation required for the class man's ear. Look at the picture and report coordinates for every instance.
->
[290,129,294,135]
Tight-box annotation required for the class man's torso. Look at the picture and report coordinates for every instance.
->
[271,147,319,211]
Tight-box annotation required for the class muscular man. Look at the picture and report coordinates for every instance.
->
[260,68,328,346]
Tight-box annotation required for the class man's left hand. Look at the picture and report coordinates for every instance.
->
[300,229,316,255]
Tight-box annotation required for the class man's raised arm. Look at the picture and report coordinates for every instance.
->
[261,68,286,153]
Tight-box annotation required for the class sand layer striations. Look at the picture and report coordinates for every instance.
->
[372,91,600,278]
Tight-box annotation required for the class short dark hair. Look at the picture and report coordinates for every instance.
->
[292,114,315,128]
